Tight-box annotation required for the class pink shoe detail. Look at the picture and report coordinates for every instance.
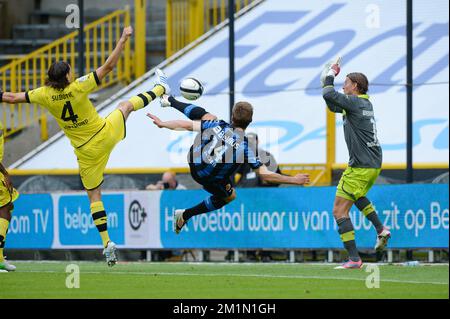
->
[340,259,363,269]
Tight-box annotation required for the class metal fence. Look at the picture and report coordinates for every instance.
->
[0,7,131,140]
[166,0,257,57]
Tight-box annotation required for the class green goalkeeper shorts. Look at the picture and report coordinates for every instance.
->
[336,167,381,202]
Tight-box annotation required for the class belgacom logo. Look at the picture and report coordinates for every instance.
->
[128,200,147,231]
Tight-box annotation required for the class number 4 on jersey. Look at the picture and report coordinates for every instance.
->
[61,101,78,123]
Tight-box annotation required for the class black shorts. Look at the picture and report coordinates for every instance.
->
[189,162,233,198]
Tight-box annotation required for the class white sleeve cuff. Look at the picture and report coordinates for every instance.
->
[326,69,336,77]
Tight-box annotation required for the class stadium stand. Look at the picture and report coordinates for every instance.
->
[17,175,74,192]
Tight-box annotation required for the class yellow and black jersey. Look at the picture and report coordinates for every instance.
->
[0,120,19,207]
[0,121,4,162]
[26,71,105,148]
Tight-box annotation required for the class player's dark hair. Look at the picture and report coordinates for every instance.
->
[232,101,253,130]
[45,61,71,90]
[346,72,369,94]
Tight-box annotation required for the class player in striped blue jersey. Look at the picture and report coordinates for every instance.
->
[148,95,310,234]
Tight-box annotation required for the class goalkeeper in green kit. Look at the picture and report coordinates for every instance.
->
[321,58,391,269]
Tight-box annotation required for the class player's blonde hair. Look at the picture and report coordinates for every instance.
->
[231,101,253,130]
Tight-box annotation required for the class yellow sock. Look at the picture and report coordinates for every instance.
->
[361,203,376,216]
[0,218,10,263]
[153,84,165,97]
[340,230,355,242]
[129,85,165,111]
[90,201,110,248]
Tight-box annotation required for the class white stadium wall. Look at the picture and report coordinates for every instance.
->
[16,0,449,169]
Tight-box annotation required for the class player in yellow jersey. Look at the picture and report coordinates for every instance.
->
[0,26,170,266]
[0,121,19,271]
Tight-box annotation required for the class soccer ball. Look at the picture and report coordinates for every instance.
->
[180,77,204,100]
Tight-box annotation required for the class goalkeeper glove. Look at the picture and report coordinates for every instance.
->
[327,56,342,77]
[320,57,342,86]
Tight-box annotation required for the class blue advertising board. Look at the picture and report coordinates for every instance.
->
[160,184,449,249]
[5,184,448,250]
[58,194,125,246]
[7,194,54,249]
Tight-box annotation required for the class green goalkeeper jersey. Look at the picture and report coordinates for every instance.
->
[322,76,383,169]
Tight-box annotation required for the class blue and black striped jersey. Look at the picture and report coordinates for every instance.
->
[188,120,262,182]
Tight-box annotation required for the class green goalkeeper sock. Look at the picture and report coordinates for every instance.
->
[355,197,384,233]
[337,217,360,261]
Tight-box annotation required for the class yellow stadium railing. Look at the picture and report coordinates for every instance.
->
[166,0,257,58]
[0,7,131,140]
[10,163,448,183]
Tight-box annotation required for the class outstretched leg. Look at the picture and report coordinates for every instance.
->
[174,189,236,234]
[119,69,170,120]
[184,189,236,220]
[161,95,217,121]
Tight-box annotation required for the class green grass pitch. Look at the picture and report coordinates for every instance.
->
[1,261,448,299]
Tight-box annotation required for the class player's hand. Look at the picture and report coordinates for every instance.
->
[329,63,341,77]
[146,183,163,190]
[321,57,342,86]
[147,113,165,128]
[322,56,341,79]
[121,26,133,41]
[328,56,342,77]
[320,62,332,86]
[292,173,310,185]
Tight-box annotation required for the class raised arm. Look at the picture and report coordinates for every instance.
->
[0,91,27,104]
[147,113,201,132]
[257,165,310,186]
[322,75,352,112]
[96,26,133,81]
[321,58,358,113]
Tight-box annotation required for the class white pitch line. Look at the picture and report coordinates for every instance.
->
[19,270,448,286]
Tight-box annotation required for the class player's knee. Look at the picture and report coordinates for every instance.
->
[118,101,133,113]
[332,204,347,220]
[117,101,133,121]
[87,187,102,203]
[332,208,341,219]
[224,189,236,203]
[0,203,13,220]
[188,106,208,120]
[355,196,371,211]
